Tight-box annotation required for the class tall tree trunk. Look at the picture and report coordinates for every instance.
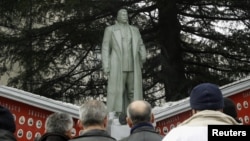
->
[157,0,187,101]
[24,0,34,91]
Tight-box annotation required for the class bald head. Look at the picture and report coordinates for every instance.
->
[127,100,152,125]
[130,100,149,113]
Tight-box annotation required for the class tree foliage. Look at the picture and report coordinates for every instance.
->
[0,0,250,106]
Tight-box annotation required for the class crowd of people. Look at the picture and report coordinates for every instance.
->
[0,82,242,141]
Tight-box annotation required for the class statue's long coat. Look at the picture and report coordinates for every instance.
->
[102,23,146,113]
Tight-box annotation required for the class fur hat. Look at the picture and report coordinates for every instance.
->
[0,105,16,133]
[190,83,224,110]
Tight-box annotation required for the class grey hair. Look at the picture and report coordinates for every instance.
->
[45,112,73,134]
[127,101,152,125]
[79,100,107,127]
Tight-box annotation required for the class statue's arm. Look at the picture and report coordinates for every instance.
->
[138,29,147,64]
[101,26,112,74]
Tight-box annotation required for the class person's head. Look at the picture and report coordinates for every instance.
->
[0,105,16,133]
[45,112,73,138]
[223,97,241,123]
[116,8,128,24]
[190,83,224,114]
[126,100,154,127]
[78,100,108,130]
[34,136,41,141]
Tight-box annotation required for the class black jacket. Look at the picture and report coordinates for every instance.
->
[119,123,163,141]
[70,129,116,141]
[0,129,17,141]
[39,133,70,141]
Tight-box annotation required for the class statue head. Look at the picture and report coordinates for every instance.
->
[116,9,128,24]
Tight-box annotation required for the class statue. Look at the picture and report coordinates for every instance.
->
[101,8,146,120]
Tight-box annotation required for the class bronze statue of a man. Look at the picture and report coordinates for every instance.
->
[101,9,146,117]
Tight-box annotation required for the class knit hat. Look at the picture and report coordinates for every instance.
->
[190,83,224,110]
[0,105,16,133]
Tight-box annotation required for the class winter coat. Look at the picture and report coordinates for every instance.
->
[0,129,17,141]
[162,110,242,141]
[69,129,116,141]
[119,123,163,141]
[39,132,70,141]
[102,23,146,113]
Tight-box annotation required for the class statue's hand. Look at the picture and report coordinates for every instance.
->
[103,69,110,78]
[104,72,109,77]
[141,58,146,64]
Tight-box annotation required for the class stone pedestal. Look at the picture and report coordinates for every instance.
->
[107,113,130,140]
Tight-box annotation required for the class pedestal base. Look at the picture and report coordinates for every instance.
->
[107,118,130,140]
